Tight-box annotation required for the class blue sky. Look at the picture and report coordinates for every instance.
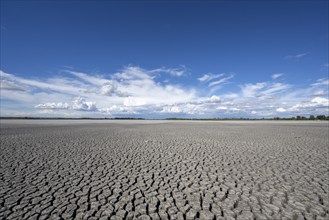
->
[0,1,328,118]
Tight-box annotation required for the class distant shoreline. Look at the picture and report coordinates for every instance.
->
[1,116,328,121]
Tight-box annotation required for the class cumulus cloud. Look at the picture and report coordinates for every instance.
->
[35,97,97,111]
[275,97,329,114]
[161,106,183,114]
[99,81,118,96]
[207,95,221,103]
[159,95,221,115]
[276,107,286,112]
[35,102,70,109]
[311,97,329,106]
[187,95,221,105]
[72,97,97,111]
[99,105,137,115]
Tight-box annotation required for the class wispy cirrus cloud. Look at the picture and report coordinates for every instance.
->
[284,52,308,60]
[240,81,290,99]
[151,65,188,77]
[198,73,234,94]
[197,73,225,82]
[272,73,283,80]
[208,75,234,87]
[240,82,267,97]
[311,78,329,87]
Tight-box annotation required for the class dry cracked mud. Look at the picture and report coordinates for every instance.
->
[0,120,328,220]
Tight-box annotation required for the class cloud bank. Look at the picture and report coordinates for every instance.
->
[1,66,328,118]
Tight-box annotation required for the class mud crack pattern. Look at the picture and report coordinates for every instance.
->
[0,121,328,220]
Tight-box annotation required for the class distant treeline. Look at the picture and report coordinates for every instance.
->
[1,115,328,120]
[0,117,145,120]
[113,117,145,120]
[166,115,329,120]
[275,115,329,120]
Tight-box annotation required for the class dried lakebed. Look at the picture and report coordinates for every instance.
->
[0,120,328,220]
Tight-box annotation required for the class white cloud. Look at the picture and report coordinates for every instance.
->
[0,77,27,91]
[313,90,326,96]
[198,73,233,90]
[278,97,329,113]
[285,52,308,59]
[198,73,225,82]
[113,66,153,81]
[99,81,118,96]
[1,68,328,118]
[35,98,97,111]
[161,106,183,114]
[35,102,70,109]
[72,97,98,111]
[230,107,240,111]
[272,73,283,79]
[0,70,85,96]
[312,78,329,87]
[151,66,187,77]
[240,82,289,98]
[311,97,329,106]
[1,67,196,116]
[276,107,286,112]
[198,73,234,94]
[123,97,147,107]
[188,95,221,105]
[67,70,109,85]
[221,93,239,99]
[159,95,222,115]
[208,95,220,103]
[260,83,290,97]
[208,75,234,87]
[217,106,227,110]
[241,82,267,97]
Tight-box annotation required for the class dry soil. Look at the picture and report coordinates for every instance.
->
[0,120,328,220]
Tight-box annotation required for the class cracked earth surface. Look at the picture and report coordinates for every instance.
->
[0,120,328,220]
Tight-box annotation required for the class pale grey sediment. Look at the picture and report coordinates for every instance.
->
[0,120,328,220]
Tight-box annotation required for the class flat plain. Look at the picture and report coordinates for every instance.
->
[0,120,328,220]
